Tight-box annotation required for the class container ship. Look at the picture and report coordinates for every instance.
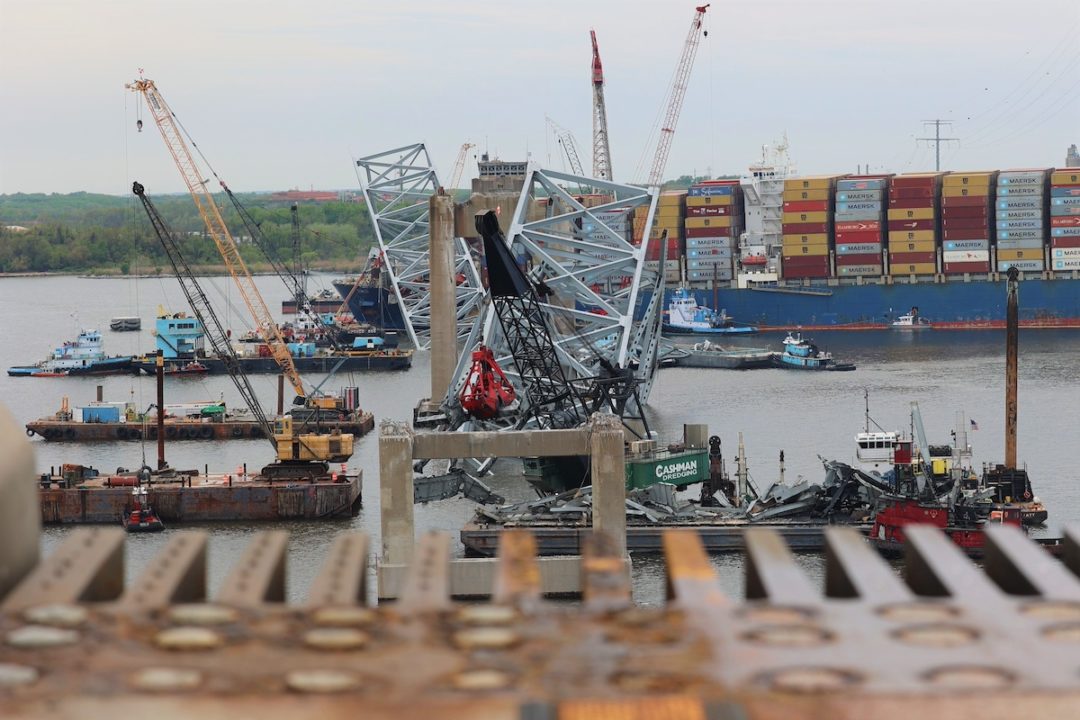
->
[638,166,1080,329]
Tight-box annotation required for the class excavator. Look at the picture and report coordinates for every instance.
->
[133,181,353,481]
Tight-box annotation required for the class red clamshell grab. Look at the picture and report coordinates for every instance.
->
[459,345,516,420]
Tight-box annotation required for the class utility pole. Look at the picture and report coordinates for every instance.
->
[917,119,959,172]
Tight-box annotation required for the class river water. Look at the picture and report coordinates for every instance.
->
[4,273,1077,605]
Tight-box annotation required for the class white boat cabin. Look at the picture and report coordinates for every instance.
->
[855,431,899,472]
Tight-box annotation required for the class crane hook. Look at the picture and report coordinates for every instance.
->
[136,119,143,133]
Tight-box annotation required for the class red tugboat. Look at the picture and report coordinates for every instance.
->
[122,484,165,533]
[869,497,1020,558]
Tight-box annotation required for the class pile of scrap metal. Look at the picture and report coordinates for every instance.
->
[472,458,891,528]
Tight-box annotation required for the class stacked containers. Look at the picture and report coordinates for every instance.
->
[834,175,888,277]
[887,172,943,276]
[781,175,839,279]
[941,171,995,274]
[1050,168,1080,273]
[643,191,685,283]
[684,180,743,285]
[996,169,1049,273]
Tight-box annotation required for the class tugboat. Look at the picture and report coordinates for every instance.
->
[8,329,135,377]
[774,333,855,371]
[163,360,208,376]
[663,288,758,335]
[122,484,165,533]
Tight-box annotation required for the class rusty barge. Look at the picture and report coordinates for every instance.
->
[27,413,374,442]
[38,465,362,524]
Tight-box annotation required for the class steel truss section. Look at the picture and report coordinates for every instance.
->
[446,166,662,427]
[355,143,484,349]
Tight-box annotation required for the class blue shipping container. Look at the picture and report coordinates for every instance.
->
[688,185,734,197]
[996,238,1045,250]
[836,191,883,202]
[1051,187,1080,198]
[1052,227,1080,237]
[82,406,121,423]
[996,199,1041,211]
[997,186,1042,196]
[997,229,1043,241]
[837,178,888,191]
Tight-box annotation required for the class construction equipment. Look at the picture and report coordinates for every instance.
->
[445,142,475,193]
[126,75,315,408]
[458,345,516,420]
[646,4,709,188]
[133,181,353,480]
[590,29,613,181]
[546,115,587,179]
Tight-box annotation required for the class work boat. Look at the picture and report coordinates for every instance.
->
[7,329,135,377]
[891,306,933,330]
[774,333,855,371]
[663,288,757,335]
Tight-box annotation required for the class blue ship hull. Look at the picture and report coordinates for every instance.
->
[642,277,1080,329]
[332,282,408,334]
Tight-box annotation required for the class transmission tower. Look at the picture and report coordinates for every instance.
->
[917,119,960,172]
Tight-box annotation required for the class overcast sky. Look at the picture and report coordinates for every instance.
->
[1,0,1078,195]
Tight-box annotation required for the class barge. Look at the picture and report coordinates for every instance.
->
[38,465,362,524]
[26,413,374,442]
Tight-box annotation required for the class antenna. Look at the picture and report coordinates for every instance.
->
[916,119,960,172]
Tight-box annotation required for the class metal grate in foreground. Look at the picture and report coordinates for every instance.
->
[2,525,1080,719]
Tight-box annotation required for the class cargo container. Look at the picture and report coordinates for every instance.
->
[998,248,1044,261]
[1051,216,1080,227]
[943,217,991,230]
[945,240,990,251]
[782,211,829,224]
[888,230,936,243]
[686,205,735,217]
[837,178,888,191]
[943,227,992,241]
[836,242,882,255]
[996,237,1045,250]
[887,207,935,221]
[887,219,936,232]
[943,250,990,264]
[835,253,881,265]
[1052,236,1080,247]
[890,251,937,265]
[782,255,832,268]
[785,176,836,191]
[1052,258,1080,271]
[1051,170,1080,185]
[837,264,884,276]
[1051,247,1080,259]
[997,186,1042,196]
[685,227,732,238]
[1051,186,1080,198]
[998,260,1044,272]
[782,222,829,235]
[1052,227,1080,238]
[835,220,882,232]
[943,261,991,274]
[782,200,830,212]
[781,188,830,202]
[943,195,993,208]
[835,230,883,244]
[782,233,830,244]
[687,185,734,197]
[942,206,990,220]
[685,217,733,229]
[889,262,937,276]
[890,240,937,253]
[783,244,830,257]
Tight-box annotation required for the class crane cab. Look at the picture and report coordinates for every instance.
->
[273,416,354,464]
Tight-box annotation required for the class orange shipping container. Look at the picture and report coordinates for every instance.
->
[888,239,936,253]
[685,216,732,229]
[782,188,830,202]
[887,207,935,221]
[782,243,829,257]
[887,230,936,243]
[889,262,936,275]
[781,233,830,245]
[782,211,829,224]
[686,195,733,207]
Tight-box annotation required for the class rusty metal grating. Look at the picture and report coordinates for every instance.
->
[3,525,1080,719]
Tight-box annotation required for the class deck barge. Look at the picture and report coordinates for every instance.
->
[38,468,362,524]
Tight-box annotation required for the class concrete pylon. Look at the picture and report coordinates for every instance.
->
[0,404,39,598]
[379,420,415,566]
[429,190,457,403]
[590,412,627,557]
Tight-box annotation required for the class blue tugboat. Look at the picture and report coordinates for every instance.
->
[774,332,855,371]
[8,329,135,377]
[662,288,758,336]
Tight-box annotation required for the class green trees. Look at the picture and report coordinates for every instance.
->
[0,192,374,274]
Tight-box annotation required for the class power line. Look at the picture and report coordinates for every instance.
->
[916,120,959,172]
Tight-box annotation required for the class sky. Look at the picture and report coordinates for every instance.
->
[1,0,1078,195]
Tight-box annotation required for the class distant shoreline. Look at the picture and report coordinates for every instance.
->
[0,264,364,279]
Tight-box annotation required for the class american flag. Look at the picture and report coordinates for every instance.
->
[970,419,979,431]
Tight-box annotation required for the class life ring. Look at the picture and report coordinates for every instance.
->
[232,426,243,438]
[25,428,34,437]
[200,426,213,439]
[1024,490,1032,500]
[64,429,75,440]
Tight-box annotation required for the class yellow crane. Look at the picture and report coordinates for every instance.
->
[126,76,313,406]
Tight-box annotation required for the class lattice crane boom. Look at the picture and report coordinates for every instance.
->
[591,30,613,181]
[647,4,709,188]
[545,116,586,178]
[126,77,307,401]
[447,142,475,193]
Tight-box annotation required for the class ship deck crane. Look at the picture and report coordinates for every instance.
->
[647,4,709,188]
[591,29,613,181]
[126,76,310,406]
[133,182,354,478]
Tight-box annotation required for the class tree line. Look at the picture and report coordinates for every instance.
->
[0,192,375,274]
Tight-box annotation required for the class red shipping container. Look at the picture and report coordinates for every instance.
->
[1052,216,1080,227]
[835,230,884,244]
[889,251,936,264]
[685,227,733,239]
[782,255,831,270]
[942,195,991,208]
[686,205,735,217]
[889,188,934,201]
[835,220,881,232]
[941,206,990,220]
[942,217,991,231]
[1051,237,1080,248]
[783,268,832,279]
[783,200,830,212]
[943,227,990,241]
[891,176,939,190]
[943,262,991,274]
[888,219,935,232]
[782,222,829,235]
[888,197,936,209]
[836,253,882,265]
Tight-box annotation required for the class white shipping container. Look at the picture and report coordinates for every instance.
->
[1052,258,1080,271]
[943,250,990,263]
[1051,247,1080,259]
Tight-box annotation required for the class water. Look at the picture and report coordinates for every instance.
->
[4,274,1078,605]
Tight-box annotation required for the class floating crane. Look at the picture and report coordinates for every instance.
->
[446,142,475,193]
[126,75,317,408]
[590,29,613,181]
[647,4,709,188]
[133,181,354,479]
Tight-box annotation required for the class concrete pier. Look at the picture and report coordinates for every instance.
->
[428,190,457,399]
[378,420,415,566]
[590,413,627,558]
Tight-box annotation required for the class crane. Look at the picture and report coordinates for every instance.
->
[126,76,309,406]
[290,203,306,308]
[590,29,613,181]
[646,4,709,188]
[133,181,354,479]
[446,142,475,193]
[545,116,587,178]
